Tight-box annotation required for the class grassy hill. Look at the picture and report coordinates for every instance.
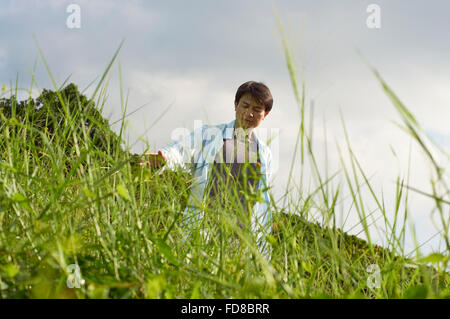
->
[272,212,448,298]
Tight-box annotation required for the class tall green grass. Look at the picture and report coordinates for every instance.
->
[0,30,449,298]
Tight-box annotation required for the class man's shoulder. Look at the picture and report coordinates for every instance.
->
[197,120,234,138]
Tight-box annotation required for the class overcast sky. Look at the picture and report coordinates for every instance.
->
[1,0,449,256]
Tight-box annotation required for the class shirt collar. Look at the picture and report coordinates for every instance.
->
[223,119,259,143]
[233,128,256,142]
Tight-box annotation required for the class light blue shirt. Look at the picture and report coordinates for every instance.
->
[159,119,273,257]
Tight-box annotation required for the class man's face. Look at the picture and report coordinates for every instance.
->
[234,93,270,129]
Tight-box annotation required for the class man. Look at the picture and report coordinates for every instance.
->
[140,81,274,258]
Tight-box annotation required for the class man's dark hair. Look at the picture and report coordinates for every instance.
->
[235,81,273,112]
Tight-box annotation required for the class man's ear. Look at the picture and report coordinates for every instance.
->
[234,101,238,110]
[263,110,270,119]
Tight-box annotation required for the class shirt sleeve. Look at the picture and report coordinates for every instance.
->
[158,126,203,172]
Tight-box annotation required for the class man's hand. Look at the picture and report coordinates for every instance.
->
[139,150,167,169]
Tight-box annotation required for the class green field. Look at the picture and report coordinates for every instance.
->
[0,35,449,298]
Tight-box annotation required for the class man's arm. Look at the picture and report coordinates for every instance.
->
[139,126,202,172]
